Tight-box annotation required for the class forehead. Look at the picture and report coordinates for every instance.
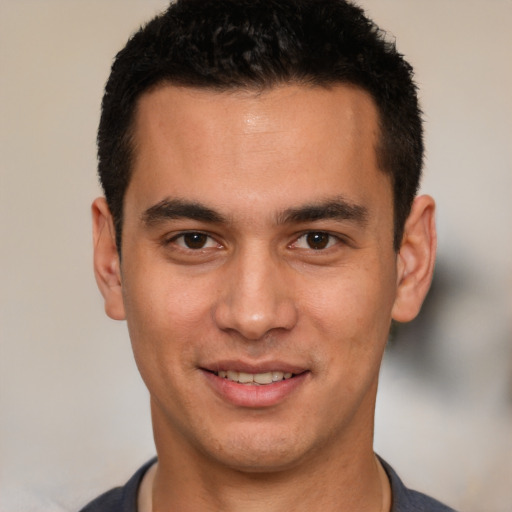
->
[126,83,390,220]
[133,83,379,153]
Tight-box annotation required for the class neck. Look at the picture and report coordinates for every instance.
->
[147,414,390,512]
[144,452,390,512]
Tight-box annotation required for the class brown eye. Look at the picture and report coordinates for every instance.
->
[182,233,208,249]
[171,232,218,250]
[292,231,338,251]
[305,232,331,250]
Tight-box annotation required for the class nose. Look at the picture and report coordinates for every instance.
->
[213,247,298,341]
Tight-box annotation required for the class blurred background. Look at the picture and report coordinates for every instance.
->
[1,1,511,511]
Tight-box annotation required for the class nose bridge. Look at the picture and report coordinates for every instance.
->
[213,242,297,340]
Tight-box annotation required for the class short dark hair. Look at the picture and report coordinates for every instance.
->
[98,0,423,251]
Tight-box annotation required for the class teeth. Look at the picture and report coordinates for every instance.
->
[216,370,294,385]
[238,372,254,384]
[254,372,273,384]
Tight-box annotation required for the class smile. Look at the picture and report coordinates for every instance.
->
[203,366,309,407]
[215,370,294,385]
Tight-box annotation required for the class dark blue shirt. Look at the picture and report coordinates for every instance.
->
[79,457,457,512]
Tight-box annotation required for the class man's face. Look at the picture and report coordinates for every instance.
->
[114,84,401,471]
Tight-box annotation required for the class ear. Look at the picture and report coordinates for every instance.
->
[392,195,437,323]
[92,197,126,320]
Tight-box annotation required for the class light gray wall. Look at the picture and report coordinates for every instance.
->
[1,1,511,511]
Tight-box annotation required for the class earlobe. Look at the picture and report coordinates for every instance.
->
[92,197,126,320]
[392,195,437,323]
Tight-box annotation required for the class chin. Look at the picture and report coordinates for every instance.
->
[214,449,303,474]
[203,426,315,473]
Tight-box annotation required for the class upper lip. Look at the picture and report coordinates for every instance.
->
[201,360,308,375]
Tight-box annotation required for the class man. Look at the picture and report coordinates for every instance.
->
[84,0,455,510]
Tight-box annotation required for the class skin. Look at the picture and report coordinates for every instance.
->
[93,84,436,512]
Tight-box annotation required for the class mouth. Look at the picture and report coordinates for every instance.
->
[213,370,295,385]
[202,365,309,407]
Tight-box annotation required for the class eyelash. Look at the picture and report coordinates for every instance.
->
[165,231,221,250]
[291,231,341,251]
[163,230,343,253]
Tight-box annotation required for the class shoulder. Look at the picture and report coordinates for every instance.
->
[79,487,125,512]
[398,487,457,512]
[78,458,157,512]
[379,458,458,512]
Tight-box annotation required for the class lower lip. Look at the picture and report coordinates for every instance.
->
[202,370,309,408]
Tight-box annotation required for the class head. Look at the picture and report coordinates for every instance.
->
[92,0,436,481]
[98,0,423,253]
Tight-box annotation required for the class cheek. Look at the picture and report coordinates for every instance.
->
[121,264,216,370]
[124,257,214,323]
[301,263,396,363]
[308,269,394,327]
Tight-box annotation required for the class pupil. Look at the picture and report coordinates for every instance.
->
[307,232,329,250]
[184,233,207,249]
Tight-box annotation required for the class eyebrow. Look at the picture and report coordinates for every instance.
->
[141,196,368,228]
[142,198,226,226]
[277,197,368,225]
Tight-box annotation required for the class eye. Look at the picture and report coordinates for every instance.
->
[172,232,219,250]
[293,232,338,250]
